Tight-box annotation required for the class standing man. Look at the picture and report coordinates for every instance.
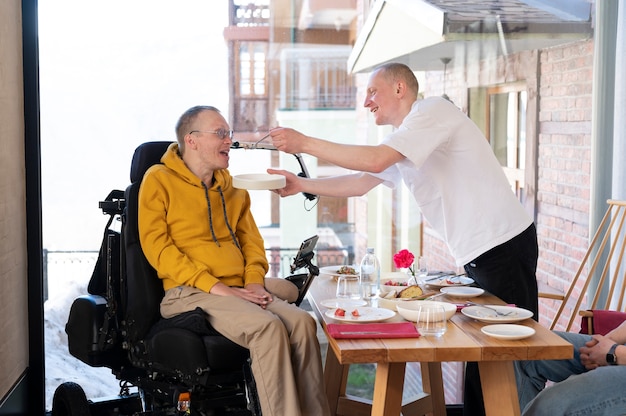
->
[139,105,330,416]
[268,62,538,416]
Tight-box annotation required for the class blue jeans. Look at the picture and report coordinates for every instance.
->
[516,331,626,415]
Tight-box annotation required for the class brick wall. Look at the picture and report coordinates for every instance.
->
[536,39,594,329]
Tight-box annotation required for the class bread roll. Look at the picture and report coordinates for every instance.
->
[398,285,423,299]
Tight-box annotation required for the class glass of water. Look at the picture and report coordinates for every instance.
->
[416,256,428,283]
[336,274,362,300]
[415,303,447,337]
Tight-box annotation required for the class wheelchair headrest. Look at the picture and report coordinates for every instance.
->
[130,141,174,183]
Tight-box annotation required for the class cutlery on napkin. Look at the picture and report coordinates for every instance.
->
[327,322,420,339]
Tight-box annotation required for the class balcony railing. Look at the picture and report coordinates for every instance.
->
[232,2,269,27]
[43,246,354,301]
[279,47,356,111]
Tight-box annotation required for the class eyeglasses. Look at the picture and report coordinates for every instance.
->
[189,128,234,140]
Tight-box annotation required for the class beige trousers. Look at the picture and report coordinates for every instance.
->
[160,285,330,416]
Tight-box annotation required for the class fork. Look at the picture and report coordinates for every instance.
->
[467,302,513,316]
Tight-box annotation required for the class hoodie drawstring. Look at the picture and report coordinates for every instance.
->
[202,183,241,250]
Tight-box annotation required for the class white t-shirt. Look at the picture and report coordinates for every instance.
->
[373,96,532,266]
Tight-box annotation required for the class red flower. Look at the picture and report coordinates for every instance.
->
[393,249,416,276]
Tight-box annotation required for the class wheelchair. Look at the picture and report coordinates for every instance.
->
[52,141,320,416]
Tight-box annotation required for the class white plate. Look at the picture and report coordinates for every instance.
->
[325,306,396,323]
[461,305,534,323]
[232,174,286,190]
[481,324,536,340]
[320,298,367,309]
[319,265,359,279]
[425,276,475,288]
[440,286,485,298]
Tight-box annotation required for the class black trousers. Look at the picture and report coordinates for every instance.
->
[462,224,539,416]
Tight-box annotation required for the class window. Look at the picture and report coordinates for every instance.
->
[487,83,528,201]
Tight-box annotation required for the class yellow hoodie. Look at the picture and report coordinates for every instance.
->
[138,143,268,293]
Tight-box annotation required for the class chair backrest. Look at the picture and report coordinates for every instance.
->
[545,199,626,331]
[122,141,173,343]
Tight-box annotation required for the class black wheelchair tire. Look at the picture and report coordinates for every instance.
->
[52,382,91,416]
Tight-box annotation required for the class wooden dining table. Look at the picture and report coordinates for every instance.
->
[307,275,574,416]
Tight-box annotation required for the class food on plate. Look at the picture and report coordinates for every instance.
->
[331,265,359,281]
[384,280,409,287]
[334,307,360,318]
[336,266,357,275]
[398,285,424,299]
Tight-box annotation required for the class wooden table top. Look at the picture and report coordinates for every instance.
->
[307,275,574,365]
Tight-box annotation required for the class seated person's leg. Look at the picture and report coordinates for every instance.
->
[522,365,626,416]
[516,331,591,411]
[161,285,326,416]
[266,297,330,416]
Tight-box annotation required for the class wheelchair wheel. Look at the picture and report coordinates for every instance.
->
[52,382,91,416]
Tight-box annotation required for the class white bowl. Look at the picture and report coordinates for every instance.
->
[396,301,457,322]
[232,174,286,190]
[379,272,412,296]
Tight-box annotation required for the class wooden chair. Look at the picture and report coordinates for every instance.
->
[540,199,626,333]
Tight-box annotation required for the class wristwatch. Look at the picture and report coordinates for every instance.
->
[606,343,619,365]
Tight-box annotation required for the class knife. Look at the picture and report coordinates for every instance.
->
[424,273,465,283]
[338,331,386,335]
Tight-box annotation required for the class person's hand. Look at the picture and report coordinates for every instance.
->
[579,334,614,369]
[244,283,274,309]
[269,127,308,154]
[210,282,273,309]
[266,168,303,197]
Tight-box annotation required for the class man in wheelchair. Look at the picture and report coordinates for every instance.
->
[138,105,330,416]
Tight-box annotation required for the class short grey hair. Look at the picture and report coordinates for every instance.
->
[175,105,221,153]
[374,63,419,99]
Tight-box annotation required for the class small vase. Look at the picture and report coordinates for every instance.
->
[406,269,417,286]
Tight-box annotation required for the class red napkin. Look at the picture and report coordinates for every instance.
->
[327,322,420,339]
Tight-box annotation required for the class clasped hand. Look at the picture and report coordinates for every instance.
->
[579,334,615,369]
[212,282,273,309]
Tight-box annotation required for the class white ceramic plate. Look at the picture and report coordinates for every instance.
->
[319,265,359,279]
[425,276,475,288]
[461,305,534,323]
[440,286,485,298]
[481,324,536,340]
[325,306,396,323]
[320,298,367,309]
[232,174,286,190]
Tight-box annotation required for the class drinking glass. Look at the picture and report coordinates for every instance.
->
[416,256,428,283]
[415,304,447,337]
[336,275,362,300]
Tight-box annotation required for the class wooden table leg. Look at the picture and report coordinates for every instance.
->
[371,362,406,416]
[324,348,349,415]
[421,362,446,415]
[478,361,521,416]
